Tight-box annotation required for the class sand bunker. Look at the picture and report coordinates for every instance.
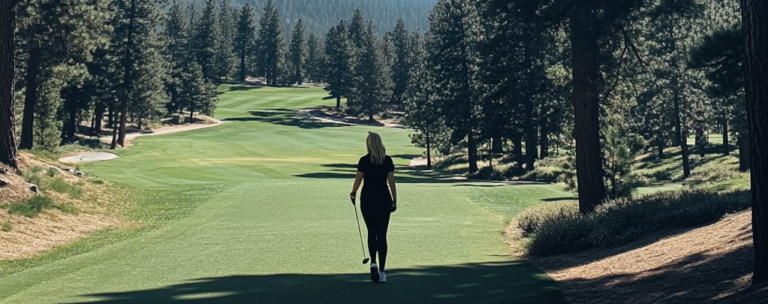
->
[60,152,118,163]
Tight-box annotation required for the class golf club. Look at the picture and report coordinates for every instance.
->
[352,199,370,264]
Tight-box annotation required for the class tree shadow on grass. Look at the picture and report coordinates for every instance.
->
[72,262,564,304]
[539,197,578,202]
[223,110,349,129]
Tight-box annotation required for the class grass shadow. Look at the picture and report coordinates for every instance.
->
[226,85,266,91]
[71,262,564,304]
[223,110,349,129]
[540,197,578,202]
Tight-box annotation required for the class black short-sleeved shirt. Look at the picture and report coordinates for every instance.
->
[357,154,395,200]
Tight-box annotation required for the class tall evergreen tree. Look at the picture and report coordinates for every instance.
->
[305,34,325,83]
[257,0,285,85]
[324,21,353,110]
[741,0,768,286]
[234,3,256,82]
[289,19,307,85]
[214,0,236,81]
[429,0,482,174]
[0,0,17,169]
[163,0,187,115]
[194,0,220,81]
[111,0,165,147]
[405,30,443,170]
[391,19,411,110]
[351,22,393,121]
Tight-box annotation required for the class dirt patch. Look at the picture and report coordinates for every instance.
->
[522,210,767,303]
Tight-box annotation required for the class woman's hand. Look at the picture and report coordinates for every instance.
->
[391,201,397,213]
[350,191,356,205]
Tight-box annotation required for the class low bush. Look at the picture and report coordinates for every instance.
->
[513,190,750,256]
[49,178,83,199]
[521,167,563,182]
[1,221,12,232]
[8,196,55,218]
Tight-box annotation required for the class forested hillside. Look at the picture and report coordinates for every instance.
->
[182,0,436,37]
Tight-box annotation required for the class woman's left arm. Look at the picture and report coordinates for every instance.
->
[388,172,397,212]
[350,172,364,205]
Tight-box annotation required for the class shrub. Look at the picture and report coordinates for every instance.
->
[8,196,55,218]
[47,167,58,177]
[22,170,43,186]
[49,178,83,199]
[513,190,751,256]
[31,166,44,173]
[1,221,12,232]
[521,167,563,183]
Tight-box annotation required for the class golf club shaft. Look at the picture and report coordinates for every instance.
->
[354,205,367,259]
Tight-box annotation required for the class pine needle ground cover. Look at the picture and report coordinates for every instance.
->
[0,86,570,303]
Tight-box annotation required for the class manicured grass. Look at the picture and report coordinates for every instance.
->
[0,86,568,303]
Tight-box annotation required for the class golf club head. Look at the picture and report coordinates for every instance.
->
[363,258,370,264]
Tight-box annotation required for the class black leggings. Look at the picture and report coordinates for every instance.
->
[360,200,391,272]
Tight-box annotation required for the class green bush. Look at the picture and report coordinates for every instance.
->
[513,190,751,256]
[8,196,55,218]
[22,170,43,187]
[31,166,44,173]
[521,167,563,182]
[47,167,58,177]
[1,221,12,232]
[49,178,83,199]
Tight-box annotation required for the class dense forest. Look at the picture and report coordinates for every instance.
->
[181,0,436,37]
[1,0,768,288]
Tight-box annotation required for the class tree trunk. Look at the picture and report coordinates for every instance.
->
[240,47,246,82]
[19,46,41,150]
[513,133,523,169]
[110,107,117,149]
[674,91,691,178]
[118,100,127,146]
[658,141,665,160]
[189,108,194,124]
[468,129,478,173]
[723,110,730,155]
[489,134,502,154]
[571,5,606,213]
[540,117,549,159]
[94,102,104,135]
[742,0,768,285]
[526,127,537,171]
[740,134,751,172]
[697,128,706,158]
[0,0,18,169]
[65,107,77,138]
[426,129,432,170]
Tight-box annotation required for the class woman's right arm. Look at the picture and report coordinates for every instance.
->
[387,172,397,212]
[350,171,364,205]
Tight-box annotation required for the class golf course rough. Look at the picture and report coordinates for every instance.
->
[0,86,567,303]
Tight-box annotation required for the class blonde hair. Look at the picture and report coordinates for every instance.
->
[367,132,386,165]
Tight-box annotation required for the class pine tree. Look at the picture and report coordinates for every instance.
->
[0,0,17,169]
[324,21,353,110]
[234,3,256,82]
[289,19,307,85]
[741,0,768,286]
[111,0,166,147]
[178,60,216,123]
[350,22,393,122]
[429,0,483,174]
[391,19,411,110]
[214,0,236,81]
[257,0,285,85]
[194,0,220,81]
[405,30,443,169]
[305,34,325,83]
[164,0,187,116]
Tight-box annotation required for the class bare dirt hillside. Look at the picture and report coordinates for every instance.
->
[526,210,768,303]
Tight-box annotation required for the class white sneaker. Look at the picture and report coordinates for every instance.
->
[379,272,386,282]
[370,263,380,283]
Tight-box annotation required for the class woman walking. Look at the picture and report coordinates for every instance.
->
[350,132,397,283]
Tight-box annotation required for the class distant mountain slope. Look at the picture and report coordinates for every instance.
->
[186,0,436,37]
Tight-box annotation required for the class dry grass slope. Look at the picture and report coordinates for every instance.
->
[0,152,127,260]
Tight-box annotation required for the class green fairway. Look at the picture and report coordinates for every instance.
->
[0,85,569,303]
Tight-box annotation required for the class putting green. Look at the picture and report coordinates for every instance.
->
[0,86,569,303]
